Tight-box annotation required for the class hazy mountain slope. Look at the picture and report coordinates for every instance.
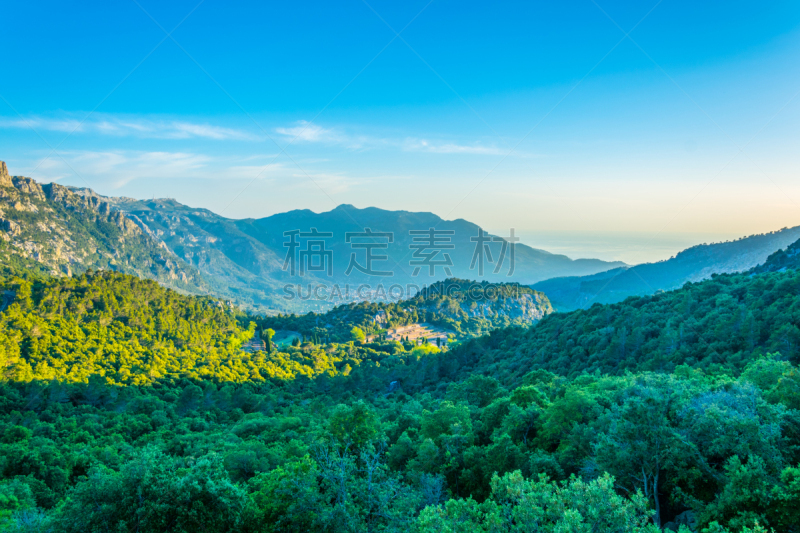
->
[253,204,625,285]
[69,191,624,312]
[73,192,295,313]
[533,226,800,311]
[753,237,800,273]
[0,162,207,294]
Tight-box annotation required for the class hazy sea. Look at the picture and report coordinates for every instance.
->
[515,231,742,266]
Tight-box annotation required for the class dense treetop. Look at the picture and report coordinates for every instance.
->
[441,262,800,387]
[2,241,800,532]
[261,278,552,341]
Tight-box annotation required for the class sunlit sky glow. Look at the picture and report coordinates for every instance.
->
[2,1,799,263]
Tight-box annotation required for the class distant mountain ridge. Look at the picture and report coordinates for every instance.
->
[533,226,800,311]
[69,190,293,312]
[252,203,625,282]
[16,158,799,317]
[67,186,626,312]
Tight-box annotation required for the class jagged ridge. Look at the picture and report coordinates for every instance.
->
[0,161,208,295]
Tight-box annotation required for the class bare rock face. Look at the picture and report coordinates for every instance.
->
[0,217,21,236]
[0,163,206,297]
[0,161,12,188]
[12,176,45,199]
[109,210,140,236]
[43,182,73,202]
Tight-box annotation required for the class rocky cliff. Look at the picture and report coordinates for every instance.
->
[0,161,208,293]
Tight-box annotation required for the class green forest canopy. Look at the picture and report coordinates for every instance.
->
[261,278,552,342]
[1,241,800,532]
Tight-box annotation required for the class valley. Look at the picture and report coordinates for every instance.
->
[1,218,799,531]
[1,162,800,532]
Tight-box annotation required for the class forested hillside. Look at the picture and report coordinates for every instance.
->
[533,226,800,311]
[2,241,800,532]
[0,271,256,385]
[449,251,800,386]
[261,279,553,342]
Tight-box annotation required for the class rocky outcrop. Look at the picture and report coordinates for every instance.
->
[42,182,115,216]
[460,293,551,321]
[0,161,12,188]
[12,176,45,199]
[110,210,140,235]
[43,182,72,202]
[0,217,20,236]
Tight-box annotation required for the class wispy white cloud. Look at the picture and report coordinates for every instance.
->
[275,120,511,156]
[403,138,507,156]
[275,120,381,150]
[287,171,365,194]
[0,114,259,141]
[0,117,84,133]
[39,151,213,188]
[1,113,515,156]
[275,121,337,143]
[221,163,287,181]
[29,150,291,189]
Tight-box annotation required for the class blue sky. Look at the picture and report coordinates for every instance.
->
[1,0,799,263]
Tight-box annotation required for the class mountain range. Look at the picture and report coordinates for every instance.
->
[1,161,621,312]
[65,171,626,310]
[3,159,800,315]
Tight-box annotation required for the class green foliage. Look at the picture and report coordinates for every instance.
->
[2,240,800,532]
[0,271,257,385]
[0,478,35,527]
[260,279,552,342]
[442,263,800,385]
[415,471,659,532]
[351,326,367,343]
[328,401,379,449]
[0,270,438,385]
[248,455,325,532]
[52,450,247,533]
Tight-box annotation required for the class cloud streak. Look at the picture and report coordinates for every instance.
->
[28,150,292,190]
[0,113,514,157]
[275,121,338,143]
[275,120,384,150]
[275,120,510,156]
[0,114,259,141]
[37,150,213,188]
[27,149,390,199]
[402,138,507,156]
